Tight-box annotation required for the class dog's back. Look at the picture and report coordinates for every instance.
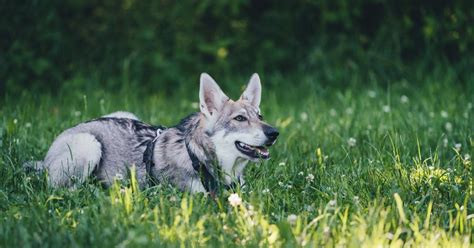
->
[42,117,158,187]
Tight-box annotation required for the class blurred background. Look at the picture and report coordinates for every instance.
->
[1,0,473,96]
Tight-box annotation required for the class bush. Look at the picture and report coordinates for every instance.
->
[1,0,473,94]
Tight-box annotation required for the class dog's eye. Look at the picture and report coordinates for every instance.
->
[234,115,247,122]
[258,114,263,120]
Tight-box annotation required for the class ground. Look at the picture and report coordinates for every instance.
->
[0,70,472,247]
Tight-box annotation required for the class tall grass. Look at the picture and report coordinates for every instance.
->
[0,69,472,247]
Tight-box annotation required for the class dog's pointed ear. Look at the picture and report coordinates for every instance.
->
[240,73,261,108]
[199,73,229,117]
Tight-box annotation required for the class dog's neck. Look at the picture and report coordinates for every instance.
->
[152,112,246,192]
[177,113,215,164]
[188,113,249,186]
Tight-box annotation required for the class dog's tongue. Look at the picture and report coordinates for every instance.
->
[255,146,269,157]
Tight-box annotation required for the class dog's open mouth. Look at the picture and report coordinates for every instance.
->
[235,141,270,159]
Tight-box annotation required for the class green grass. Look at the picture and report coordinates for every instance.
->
[0,70,473,247]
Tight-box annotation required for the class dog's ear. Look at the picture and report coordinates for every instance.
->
[199,73,229,117]
[240,73,261,108]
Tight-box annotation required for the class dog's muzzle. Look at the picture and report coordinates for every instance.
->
[263,124,279,146]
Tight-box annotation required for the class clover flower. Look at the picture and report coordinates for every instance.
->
[347,137,357,147]
[287,214,297,225]
[228,193,242,207]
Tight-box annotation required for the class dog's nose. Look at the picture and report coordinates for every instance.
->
[263,125,279,142]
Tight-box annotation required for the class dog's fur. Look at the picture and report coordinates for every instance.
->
[28,73,279,193]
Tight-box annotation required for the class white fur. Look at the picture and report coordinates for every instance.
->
[44,133,102,187]
[103,111,140,120]
[210,130,265,184]
[188,178,207,193]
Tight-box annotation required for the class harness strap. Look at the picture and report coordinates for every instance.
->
[185,143,236,194]
[143,125,236,194]
[143,127,165,176]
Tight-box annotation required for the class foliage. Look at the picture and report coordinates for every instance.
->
[2,0,473,94]
[1,1,472,246]
[0,66,472,246]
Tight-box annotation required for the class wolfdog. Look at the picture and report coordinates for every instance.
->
[27,73,279,194]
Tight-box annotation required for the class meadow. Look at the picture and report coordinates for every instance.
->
[0,66,472,247]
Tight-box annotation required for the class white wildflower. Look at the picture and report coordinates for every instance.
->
[345,108,354,115]
[455,143,462,151]
[278,181,284,187]
[464,154,471,161]
[247,205,255,217]
[329,109,337,117]
[115,173,124,180]
[306,173,315,182]
[382,105,391,113]
[300,112,308,121]
[262,188,270,194]
[305,205,315,212]
[13,119,18,124]
[400,95,409,103]
[228,193,242,207]
[74,111,81,117]
[287,214,297,225]
[328,200,337,206]
[367,90,376,98]
[445,122,453,132]
[191,102,199,109]
[441,111,448,118]
[25,122,32,128]
[443,138,448,147]
[278,162,286,166]
[347,137,357,147]
[298,171,304,176]
[386,232,394,240]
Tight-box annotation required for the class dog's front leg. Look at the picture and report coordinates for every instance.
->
[188,177,207,194]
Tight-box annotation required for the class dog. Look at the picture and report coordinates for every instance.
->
[26,73,279,194]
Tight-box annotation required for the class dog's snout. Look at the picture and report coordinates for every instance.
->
[263,125,279,142]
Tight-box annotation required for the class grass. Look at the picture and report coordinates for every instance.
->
[0,69,473,247]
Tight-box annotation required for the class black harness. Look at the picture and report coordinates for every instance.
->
[143,127,236,194]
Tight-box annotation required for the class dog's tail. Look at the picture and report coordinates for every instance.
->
[23,160,45,174]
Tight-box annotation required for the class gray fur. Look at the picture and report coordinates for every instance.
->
[30,73,279,193]
[44,117,157,187]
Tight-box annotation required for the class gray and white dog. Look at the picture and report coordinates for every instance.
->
[28,73,279,193]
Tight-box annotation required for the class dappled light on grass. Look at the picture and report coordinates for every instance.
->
[0,74,472,246]
[102,169,472,246]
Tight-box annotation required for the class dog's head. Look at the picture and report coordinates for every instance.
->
[199,73,279,162]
